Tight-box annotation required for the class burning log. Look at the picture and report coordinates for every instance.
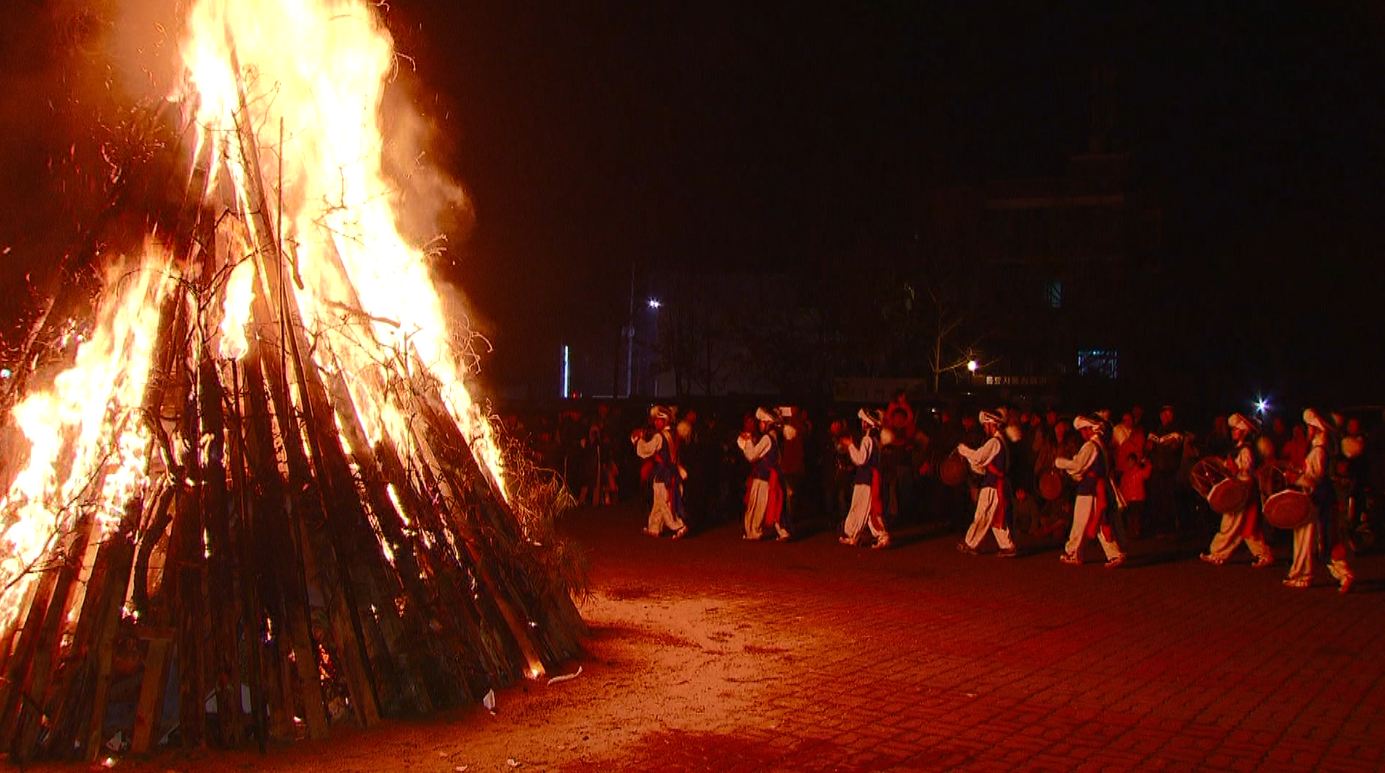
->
[0,0,584,761]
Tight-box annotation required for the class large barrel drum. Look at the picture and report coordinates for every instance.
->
[939,452,968,487]
[1258,461,1316,530]
[1190,457,1252,515]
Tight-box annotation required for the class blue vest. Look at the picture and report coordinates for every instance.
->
[1076,440,1106,496]
[981,438,1008,489]
[752,434,779,481]
[651,431,677,484]
[853,436,879,486]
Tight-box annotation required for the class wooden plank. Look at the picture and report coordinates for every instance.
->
[222,359,269,751]
[0,568,56,742]
[197,355,245,747]
[9,510,100,760]
[82,516,139,759]
[239,349,329,741]
[130,637,172,754]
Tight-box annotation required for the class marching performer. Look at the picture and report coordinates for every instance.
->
[1285,409,1354,592]
[631,405,689,539]
[738,407,790,541]
[1055,415,1127,567]
[840,408,890,548]
[1200,413,1274,567]
[956,410,1018,557]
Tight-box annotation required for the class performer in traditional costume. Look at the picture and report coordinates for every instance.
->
[1145,405,1186,536]
[840,408,890,549]
[1055,415,1127,567]
[1285,409,1354,592]
[631,405,689,539]
[1201,413,1274,567]
[956,410,1017,557]
[738,407,790,541]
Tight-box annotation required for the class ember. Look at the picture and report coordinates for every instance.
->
[0,0,582,760]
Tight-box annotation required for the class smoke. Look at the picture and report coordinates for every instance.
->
[0,0,184,350]
[374,9,489,342]
[0,0,484,351]
[378,78,490,339]
[107,0,184,100]
[380,86,475,250]
[0,1,89,330]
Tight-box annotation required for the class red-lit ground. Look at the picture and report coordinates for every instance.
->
[12,503,1385,771]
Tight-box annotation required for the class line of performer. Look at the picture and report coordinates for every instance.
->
[631,403,1356,593]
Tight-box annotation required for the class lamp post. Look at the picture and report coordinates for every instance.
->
[624,263,635,397]
[647,298,662,397]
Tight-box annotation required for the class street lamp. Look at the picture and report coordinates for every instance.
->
[966,359,978,373]
[645,299,664,395]
[561,344,570,399]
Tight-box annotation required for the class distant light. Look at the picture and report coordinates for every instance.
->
[0,368,11,379]
[561,345,570,399]
[966,360,978,373]
[647,298,662,310]
[1254,397,1270,414]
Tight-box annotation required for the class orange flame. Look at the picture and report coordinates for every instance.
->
[177,0,507,488]
[0,248,172,629]
[0,0,514,634]
[217,256,256,360]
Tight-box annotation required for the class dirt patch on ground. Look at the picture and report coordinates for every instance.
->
[10,587,804,773]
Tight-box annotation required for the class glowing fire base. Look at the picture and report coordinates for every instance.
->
[0,0,583,761]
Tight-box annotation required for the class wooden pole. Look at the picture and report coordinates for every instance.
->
[238,346,329,740]
[222,358,269,750]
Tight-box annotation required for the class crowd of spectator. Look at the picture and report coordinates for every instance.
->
[498,393,1382,549]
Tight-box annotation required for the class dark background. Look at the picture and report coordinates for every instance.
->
[391,1,1385,402]
[2,1,1383,404]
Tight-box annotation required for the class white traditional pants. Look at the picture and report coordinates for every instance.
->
[646,481,685,535]
[1207,510,1271,562]
[1065,495,1123,560]
[964,487,1015,551]
[1288,520,1352,585]
[743,479,786,539]
[843,484,887,542]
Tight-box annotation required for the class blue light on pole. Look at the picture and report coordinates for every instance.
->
[561,345,570,398]
[1254,396,1270,415]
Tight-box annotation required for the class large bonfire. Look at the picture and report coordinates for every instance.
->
[0,0,583,760]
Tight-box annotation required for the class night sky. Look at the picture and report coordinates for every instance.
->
[2,1,1384,401]
[384,1,1385,398]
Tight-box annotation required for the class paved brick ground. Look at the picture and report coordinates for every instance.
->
[558,505,1385,771]
[22,504,1383,772]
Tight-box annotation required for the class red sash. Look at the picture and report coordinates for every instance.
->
[743,471,785,526]
[1084,476,1109,539]
[1239,501,1260,538]
[765,470,784,527]
[987,461,1009,529]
